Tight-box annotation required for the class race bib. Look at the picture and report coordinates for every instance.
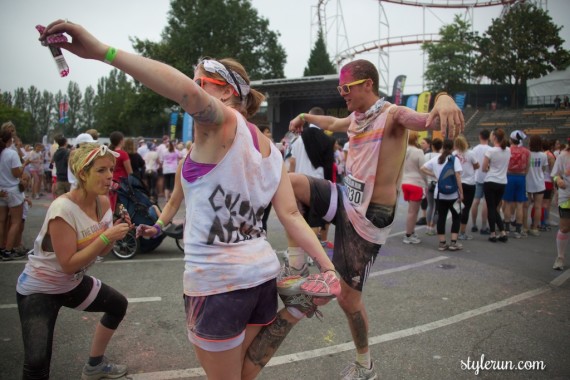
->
[344,174,365,206]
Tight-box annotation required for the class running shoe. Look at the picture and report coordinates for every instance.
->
[438,242,449,251]
[528,229,540,237]
[553,257,564,271]
[81,356,127,380]
[512,232,522,239]
[416,217,427,226]
[479,227,490,235]
[471,225,479,233]
[425,228,436,236]
[498,235,508,243]
[340,361,377,380]
[277,272,340,298]
[279,262,310,279]
[458,233,473,241]
[403,235,421,244]
[1,250,14,261]
[277,277,322,319]
[448,241,463,251]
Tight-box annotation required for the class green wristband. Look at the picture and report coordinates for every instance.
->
[299,113,305,121]
[157,219,165,227]
[104,47,118,64]
[100,233,110,246]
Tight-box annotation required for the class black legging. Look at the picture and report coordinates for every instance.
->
[483,181,506,234]
[460,183,476,225]
[436,198,460,235]
[17,276,128,380]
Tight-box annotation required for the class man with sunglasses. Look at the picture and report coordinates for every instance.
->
[287,59,464,379]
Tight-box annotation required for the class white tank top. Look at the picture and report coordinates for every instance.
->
[343,104,399,244]
[181,111,282,296]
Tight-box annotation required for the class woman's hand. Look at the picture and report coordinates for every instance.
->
[39,19,108,62]
[104,222,131,242]
[136,224,158,239]
[289,114,304,134]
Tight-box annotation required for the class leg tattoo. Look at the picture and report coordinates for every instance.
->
[246,314,294,368]
[348,310,368,350]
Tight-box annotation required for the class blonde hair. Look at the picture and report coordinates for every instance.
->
[123,138,136,154]
[454,135,468,152]
[71,143,116,190]
[197,57,265,118]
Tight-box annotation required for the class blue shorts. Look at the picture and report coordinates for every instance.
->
[184,279,277,352]
[503,174,528,202]
[474,182,485,199]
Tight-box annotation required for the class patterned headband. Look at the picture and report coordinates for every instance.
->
[79,145,120,171]
[201,59,250,100]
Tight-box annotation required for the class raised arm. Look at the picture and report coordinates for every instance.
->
[392,94,464,139]
[40,20,230,127]
[289,113,351,134]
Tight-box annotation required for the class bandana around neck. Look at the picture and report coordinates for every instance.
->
[353,98,387,133]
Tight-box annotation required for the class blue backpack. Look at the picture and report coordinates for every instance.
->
[437,155,458,195]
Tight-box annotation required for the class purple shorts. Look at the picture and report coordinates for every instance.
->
[184,279,277,352]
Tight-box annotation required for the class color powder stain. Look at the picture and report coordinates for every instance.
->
[324,329,335,343]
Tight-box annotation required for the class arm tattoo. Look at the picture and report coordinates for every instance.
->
[190,97,225,126]
[245,313,295,368]
[348,310,368,350]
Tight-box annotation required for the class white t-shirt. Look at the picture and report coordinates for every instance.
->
[137,144,149,159]
[162,150,181,174]
[0,148,22,189]
[454,149,478,185]
[290,136,324,179]
[402,145,426,187]
[472,143,491,183]
[526,151,548,193]
[484,147,511,184]
[423,151,440,183]
[423,154,463,200]
[16,196,112,295]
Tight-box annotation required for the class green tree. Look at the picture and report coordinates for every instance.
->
[422,15,478,93]
[474,2,570,106]
[304,30,336,76]
[132,0,286,80]
[0,102,34,143]
[35,90,56,139]
[82,86,96,131]
[65,82,83,136]
[93,70,136,136]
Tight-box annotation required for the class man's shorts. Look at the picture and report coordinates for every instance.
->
[474,182,485,199]
[401,184,424,202]
[306,176,389,292]
[503,174,527,202]
[184,279,277,352]
[0,187,25,208]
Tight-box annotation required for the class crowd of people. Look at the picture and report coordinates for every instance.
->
[1,17,566,380]
[400,127,566,272]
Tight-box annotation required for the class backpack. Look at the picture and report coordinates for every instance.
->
[437,155,458,195]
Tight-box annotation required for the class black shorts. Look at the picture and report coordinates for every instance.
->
[306,176,390,291]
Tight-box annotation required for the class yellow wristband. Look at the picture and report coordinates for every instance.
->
[157,219,165,227]
[299,113,305,121]
[104,46,118,64]
[100,233,110,246]
[553,176,559,183]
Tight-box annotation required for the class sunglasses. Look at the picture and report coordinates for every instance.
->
[337,79,369,95]
[195,77,228,88]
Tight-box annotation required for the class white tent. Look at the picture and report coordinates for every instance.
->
[527,67,570,105]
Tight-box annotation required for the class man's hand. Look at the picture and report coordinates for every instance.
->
[289,114,304,134]
[426,95,465,139]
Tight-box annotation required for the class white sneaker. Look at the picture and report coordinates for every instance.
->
[403,234,421,244]
[553,257,564,271]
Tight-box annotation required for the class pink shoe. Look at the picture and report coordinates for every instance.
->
[300,271,341,297]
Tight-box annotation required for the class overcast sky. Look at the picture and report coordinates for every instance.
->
[1,0,569,96]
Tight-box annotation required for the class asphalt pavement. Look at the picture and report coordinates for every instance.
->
[0,195,569,380]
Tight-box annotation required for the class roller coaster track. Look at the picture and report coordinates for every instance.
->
[335,33,440,65]
[379,0,518,9]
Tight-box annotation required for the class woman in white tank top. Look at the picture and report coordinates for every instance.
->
[40,20,340,379]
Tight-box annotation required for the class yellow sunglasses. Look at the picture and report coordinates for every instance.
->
[337,79,369,95]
